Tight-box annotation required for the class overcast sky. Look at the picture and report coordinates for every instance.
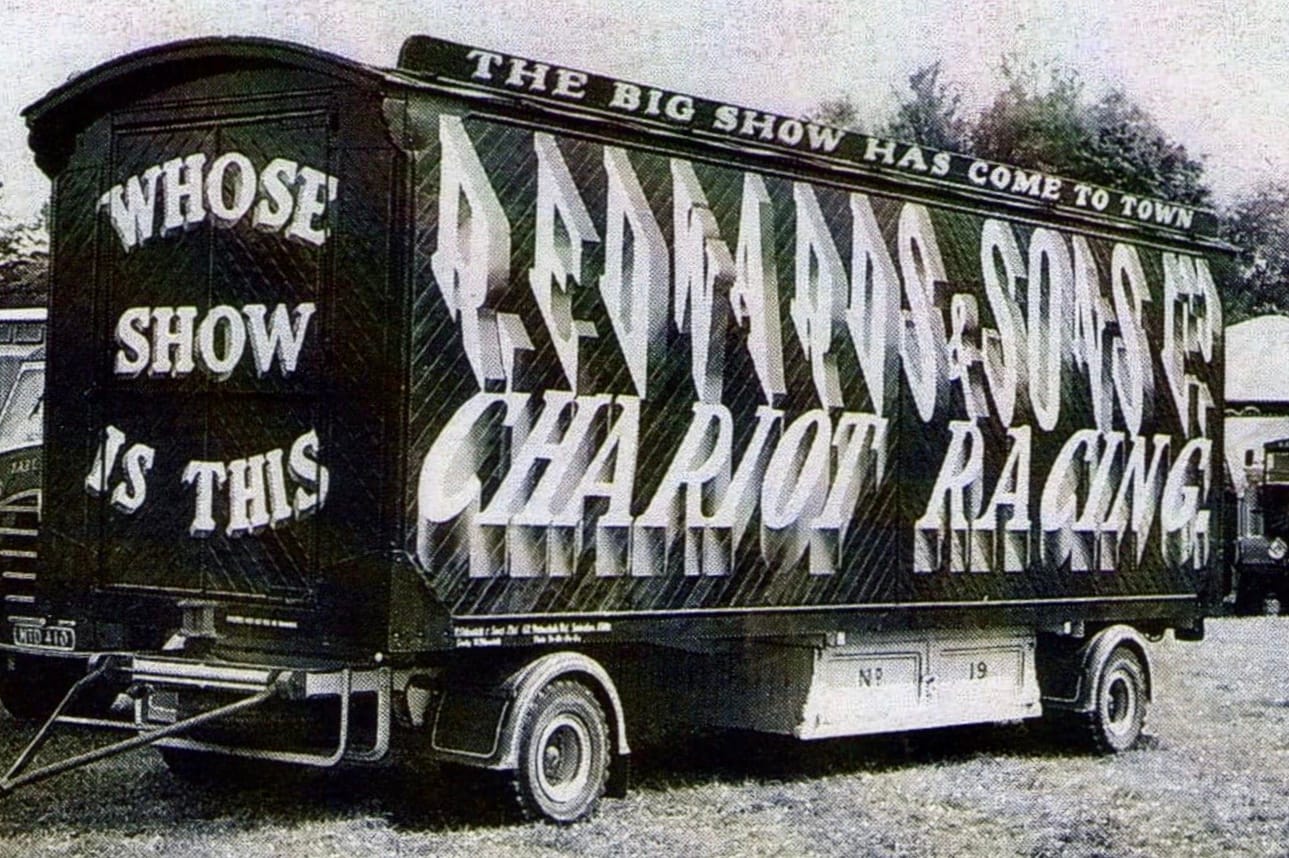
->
[0,0,1285,222]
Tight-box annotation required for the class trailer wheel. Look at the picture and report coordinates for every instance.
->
[509,680,609,823]
[1084,647,1146,753]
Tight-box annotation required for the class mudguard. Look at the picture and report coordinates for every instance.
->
[1045,624,1154,713]
[428,650,629,793]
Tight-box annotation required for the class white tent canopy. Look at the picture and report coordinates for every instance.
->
[1227,315,1289,403]
[1225,315,1289,495]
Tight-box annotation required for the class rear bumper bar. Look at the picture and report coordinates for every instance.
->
[129,654,392,767]
[0,652,392,799]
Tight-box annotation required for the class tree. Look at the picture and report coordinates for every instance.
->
[812,63,970,150]
[882,62,970,153]
[971,58,1210,205]
[1082,89,1209,205]
[809,96,863,132]
[842,57,1211,206]
[1220,182,1289,322]
[0,202,48,308]
[818,58,1289,320]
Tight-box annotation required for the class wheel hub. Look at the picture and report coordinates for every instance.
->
[1108,677,1130,726]
[536,715,592,803]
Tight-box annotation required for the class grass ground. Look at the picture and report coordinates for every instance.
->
[0,617,1288,857]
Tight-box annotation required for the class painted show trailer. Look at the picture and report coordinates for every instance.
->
[1,36,1227,822]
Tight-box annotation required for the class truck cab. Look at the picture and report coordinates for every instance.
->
[1234,437,1289,612]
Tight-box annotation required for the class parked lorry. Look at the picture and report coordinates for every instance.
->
[1222,315,1289,613]
[0,36,1227,822]
[0,306,47,719]
[1231,437,1289,613]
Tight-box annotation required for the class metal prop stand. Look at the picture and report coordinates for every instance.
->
[0,656,282,796]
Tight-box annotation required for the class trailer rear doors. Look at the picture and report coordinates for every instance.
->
[84,99,333,604]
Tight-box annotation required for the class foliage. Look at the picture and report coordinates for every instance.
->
[808,97,864,133]
[970,58,1209,205]
[823,58,1289,318]
[1219,182,1289,322]
[821,57,1212,207]
[882,61,970,153]
[0,202,48,308]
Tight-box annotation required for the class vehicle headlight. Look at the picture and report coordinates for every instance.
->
[1269,538,1288,561]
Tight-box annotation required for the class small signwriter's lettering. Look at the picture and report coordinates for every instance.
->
[451,621,613,647]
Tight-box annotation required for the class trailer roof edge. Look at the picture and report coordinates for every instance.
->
[396,34,1224,244]
[21,36,413,176]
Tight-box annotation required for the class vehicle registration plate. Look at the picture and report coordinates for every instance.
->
[11,623,75,651]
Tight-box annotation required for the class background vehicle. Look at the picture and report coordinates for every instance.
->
[0,305,49,719]
[2,36,1227,822]
[1233,437,1289,613]
[1223,314,1289,613]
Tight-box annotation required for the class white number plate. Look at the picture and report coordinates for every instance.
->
[11,623,75,651]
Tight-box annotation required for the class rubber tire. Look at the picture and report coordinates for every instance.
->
[1234,577,1266,616]
[509,680,609,824]
[1083,647,1147,754]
